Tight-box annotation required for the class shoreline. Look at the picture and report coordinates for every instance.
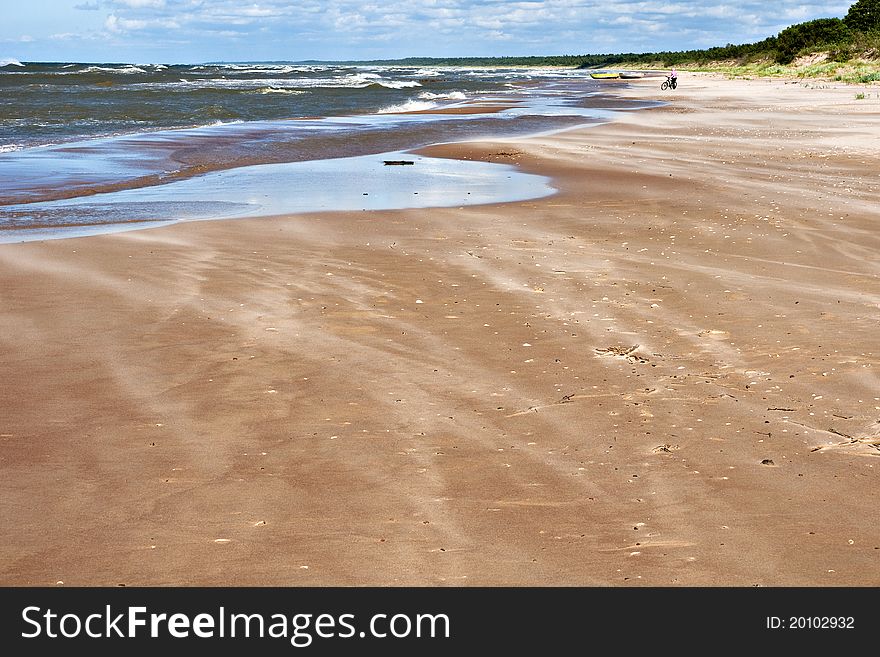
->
[0,64,614,210]
[1,72,879,586]
[0,73,631,238]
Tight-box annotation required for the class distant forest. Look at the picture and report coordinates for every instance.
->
[353,0,880,68]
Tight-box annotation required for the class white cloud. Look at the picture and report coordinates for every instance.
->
[16,1,853,61]
[105,13,179,33]
[238,4,287,17]
[115,0,167,7]
[50,31,103,41]
[0,34,36,43]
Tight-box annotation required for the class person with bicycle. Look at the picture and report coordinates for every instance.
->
[662,67,678,90]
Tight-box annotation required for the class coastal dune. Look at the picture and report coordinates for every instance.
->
[1,73,879,585]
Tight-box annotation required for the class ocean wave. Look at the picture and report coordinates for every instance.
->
[373,79,421,89]
[2,119,251,154]
[192,64,326,75]
[133,78,305,90]
[88,65,148,74]
[418,91,467,101]
[377,99,438,114]
[203,120,245,127]
[50,65,149,75]
[157,73,421,91]
[225,64,302,75]
[254,87,308,95]
[297,71,421,89]
[0,58,24,67]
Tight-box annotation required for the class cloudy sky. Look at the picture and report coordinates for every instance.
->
[2,1,853,64]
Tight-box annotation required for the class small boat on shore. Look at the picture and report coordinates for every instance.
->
[590,71,620,79]
[620,71,645,79]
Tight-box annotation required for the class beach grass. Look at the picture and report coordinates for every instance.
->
[608,53,880,83]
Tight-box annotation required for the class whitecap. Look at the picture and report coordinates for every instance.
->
[377,99,438,114]
[173,75,376,90]
[204,120,245,127]
[255,87,308,95]
[375,79,422,89]
[80,65,147,74]
[418,91,466,101]
[216,64,309,75]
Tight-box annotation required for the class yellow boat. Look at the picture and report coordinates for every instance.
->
[590,71,620,79]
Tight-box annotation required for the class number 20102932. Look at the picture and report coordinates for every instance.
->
[766,616,855,629]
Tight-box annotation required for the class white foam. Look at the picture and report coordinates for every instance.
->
[375,79,421,89]
[377,99,438,114]
[0,58,24,67]
[205,120,245,127]
[50,65,148,75]
[130,70,422,91]
[418,91,466,101]
[256,87,308,95]
[210,64,319,75]
[80,65,148,74]
[165,74,378,90]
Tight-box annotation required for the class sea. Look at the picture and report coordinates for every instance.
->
[0,60,654,241]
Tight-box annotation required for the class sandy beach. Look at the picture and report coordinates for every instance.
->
[1,72,878,586]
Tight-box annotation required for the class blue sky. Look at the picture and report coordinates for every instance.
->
[1,1,853,64]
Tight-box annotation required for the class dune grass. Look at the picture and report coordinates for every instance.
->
[609,55,880,83]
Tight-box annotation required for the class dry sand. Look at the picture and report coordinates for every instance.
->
[1,72,879,586]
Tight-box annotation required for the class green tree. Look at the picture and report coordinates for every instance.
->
[845,0,880,32]
[775,18,851,63]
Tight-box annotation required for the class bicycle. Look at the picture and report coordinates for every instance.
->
[661,75,677,91]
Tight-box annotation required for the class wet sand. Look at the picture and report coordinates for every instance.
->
[1,72,879,586]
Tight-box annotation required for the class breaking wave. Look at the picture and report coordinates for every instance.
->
[376,99,439,114]
[418,91,467,101]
